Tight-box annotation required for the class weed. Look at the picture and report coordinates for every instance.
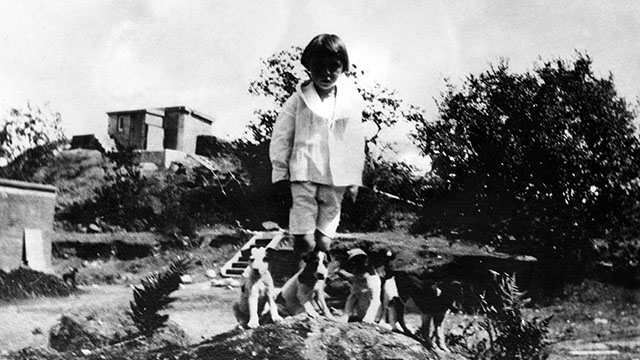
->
[447,272,552,359]
[128,257,192,337]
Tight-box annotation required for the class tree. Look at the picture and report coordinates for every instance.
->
[0,103,66,166]
[410,54,640,269]
[247,46,408,145]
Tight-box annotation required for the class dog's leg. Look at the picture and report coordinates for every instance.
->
[247,284,261,328]
[386,298,402,331]
[395,298,412,335]
[343,293,356,321]
[420,313,434,349]
[315,288,335,320]
[298,287,320,318]
[432,312,449,352]
[267,288,283,323]
[362,283,381,323]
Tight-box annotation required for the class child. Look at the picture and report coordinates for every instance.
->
[270,34,366,266]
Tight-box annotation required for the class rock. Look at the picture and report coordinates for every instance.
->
[179,317,464,360]
[211,277,241,288]
[88,224,102,233]
[205,269,217,279]
[48,311,189,353]
[594,317,609,325]
[49,314,112,352]
[180,274,193,284]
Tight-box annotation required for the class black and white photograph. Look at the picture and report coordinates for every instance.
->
[1,1,639,359]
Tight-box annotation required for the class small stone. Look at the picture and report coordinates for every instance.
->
[593,317,609,325]
[205,269,217,279]
[180,274,193,284]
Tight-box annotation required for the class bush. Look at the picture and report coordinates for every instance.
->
[447,272,551,359]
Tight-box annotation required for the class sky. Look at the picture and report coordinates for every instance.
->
[1,1,639,169]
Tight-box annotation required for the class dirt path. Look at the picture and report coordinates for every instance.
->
[2,283,639,358]
[0,283,239,353]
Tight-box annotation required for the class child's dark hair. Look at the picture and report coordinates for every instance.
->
[301,34,350,71]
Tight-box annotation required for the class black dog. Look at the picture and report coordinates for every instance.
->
[392,272,462,352]
[62,267,79,287]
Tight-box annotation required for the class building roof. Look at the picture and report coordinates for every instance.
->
[106,106,215,124]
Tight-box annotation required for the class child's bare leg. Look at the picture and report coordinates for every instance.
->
[314,230,332,252]
[293,233,315,270]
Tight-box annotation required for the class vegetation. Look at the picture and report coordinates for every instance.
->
[447,272,552,359]
[129,257,192,336]
[410,54,640,283]
[0,103,66,166]
[0,267,76,302]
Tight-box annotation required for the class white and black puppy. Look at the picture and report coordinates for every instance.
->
[340,248,384,323]
[232,247,283,329]
[277,249,335,320]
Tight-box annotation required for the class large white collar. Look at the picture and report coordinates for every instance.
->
[297,77,358,119]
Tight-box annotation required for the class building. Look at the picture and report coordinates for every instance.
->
[0,178,56,272]
[107,106,215,154]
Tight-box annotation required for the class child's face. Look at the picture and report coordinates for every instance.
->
[308,56,344,93]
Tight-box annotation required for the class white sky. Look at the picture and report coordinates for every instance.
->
[1,1,639,168]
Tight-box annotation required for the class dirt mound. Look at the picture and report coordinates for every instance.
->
[0,267,76,302]
[49,309,190,352]
[178,317,463,360]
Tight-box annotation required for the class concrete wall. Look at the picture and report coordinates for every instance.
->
[0,179,56,272]
[108,112,146,150]
[144,112,164,151]
[163,111,182,150]
[135,149,191,169]
[183,113,213,154]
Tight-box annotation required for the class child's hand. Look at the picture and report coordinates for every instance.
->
[345,185,359,203]
[273,180,292,209]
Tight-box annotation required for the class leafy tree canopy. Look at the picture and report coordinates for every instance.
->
[247,46,418,146]
[0,103,66,166]
[410,53,640,262]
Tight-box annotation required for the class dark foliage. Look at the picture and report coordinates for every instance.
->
[447,272,551,359]
[410,54,640,280]
[0,267,76,302]
[129,257,192,336]
[0,140,67,181]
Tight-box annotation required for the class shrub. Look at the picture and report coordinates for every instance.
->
[410,54,640,279]
[447,272,551,359]
[129,257,192,336]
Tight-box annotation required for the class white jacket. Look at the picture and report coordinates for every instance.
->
[270,78,366,187]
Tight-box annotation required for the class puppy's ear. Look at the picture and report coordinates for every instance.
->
[322,250,332,264]
[265,247,277,261]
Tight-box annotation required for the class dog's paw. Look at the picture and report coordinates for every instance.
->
[362,316,376,324]
[272,314,284,323]
[325,313,337,321]
[247,319,260,329]
[306,310,320,319]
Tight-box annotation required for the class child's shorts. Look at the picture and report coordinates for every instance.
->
[289,181,345,238]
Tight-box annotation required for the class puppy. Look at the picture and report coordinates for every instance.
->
[393,272,462,352]
[232,247,283,329]
[340,248,382,323]
[62,267,78,287]
[276,250,335,320]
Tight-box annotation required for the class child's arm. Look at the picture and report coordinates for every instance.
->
[269,98,296,183]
